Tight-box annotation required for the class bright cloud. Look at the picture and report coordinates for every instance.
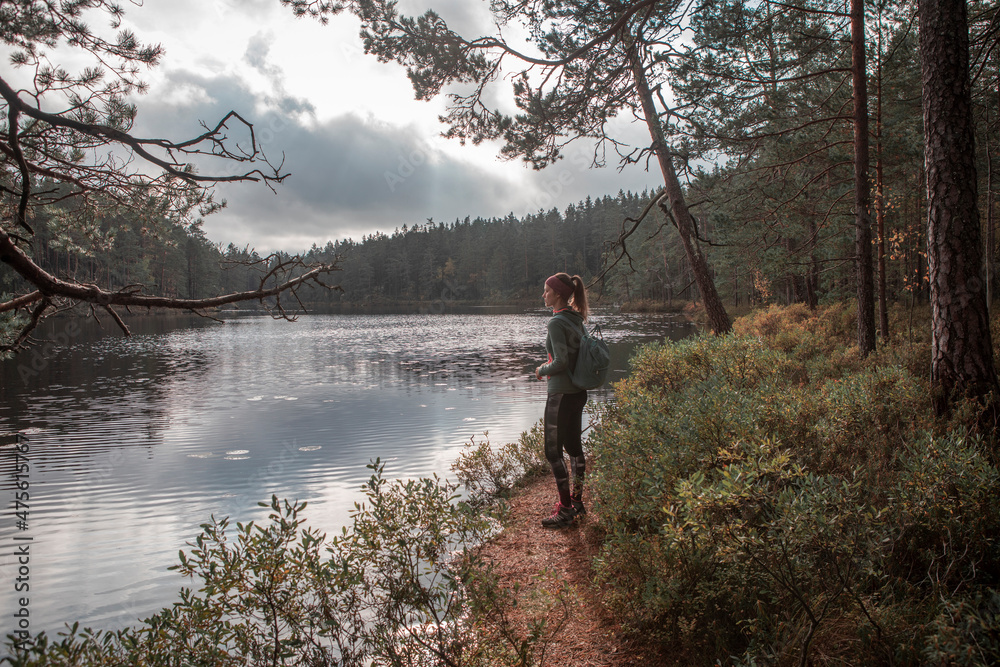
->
[113,0,660,252]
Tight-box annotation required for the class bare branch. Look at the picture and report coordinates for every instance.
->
[0,227,343,334]
[103,304,131,336]
[0,2,340,358]
[0,77,285,188]
[764,0,850,18]
[0,290,44,314]
[1,297,52,354]
[590,188,667,288]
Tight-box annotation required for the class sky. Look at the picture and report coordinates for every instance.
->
[103,1,661,252]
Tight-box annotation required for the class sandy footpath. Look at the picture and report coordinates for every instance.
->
[475,476,665,666]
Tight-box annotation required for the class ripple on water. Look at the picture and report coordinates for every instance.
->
[0,311,687,635]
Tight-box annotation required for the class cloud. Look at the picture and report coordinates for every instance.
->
[244,32,282,78]
[212,111,521,249]
[133,65,523,251]
[134,65,660,252]
[242,31,317,116]
[122,0,661,253]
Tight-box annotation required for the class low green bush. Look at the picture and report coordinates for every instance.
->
[588,304,1000,665]
[451,423,547,506]
[921,589,1000,666]
[3,460,551,666]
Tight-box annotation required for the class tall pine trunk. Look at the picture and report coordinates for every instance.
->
[875,36,889,339]
[628,44,732,335]
[920,0,1000,416]
[852,0,877,355]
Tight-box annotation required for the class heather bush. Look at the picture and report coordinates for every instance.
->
[588,304,1000,665]
[921,589,1000,665]
[451,423,547,506]
[3,461,550,666]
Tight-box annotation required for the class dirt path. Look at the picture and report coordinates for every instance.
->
[476,475,662,666]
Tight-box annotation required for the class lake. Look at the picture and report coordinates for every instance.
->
[0,310,695,642]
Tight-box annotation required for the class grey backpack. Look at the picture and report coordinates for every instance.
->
[556,314,610,390]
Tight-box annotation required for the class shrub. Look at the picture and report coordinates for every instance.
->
[886,434,1000,594]
[807,363,929,476]
[3,461,549,666]
[921,589,1000,666]
[451,424,547,506]
[587,304,1000,665]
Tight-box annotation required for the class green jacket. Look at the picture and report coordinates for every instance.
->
[538,308,585,395]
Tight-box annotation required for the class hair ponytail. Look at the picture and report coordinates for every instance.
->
[570,275,589,321]
[553,272,589,321]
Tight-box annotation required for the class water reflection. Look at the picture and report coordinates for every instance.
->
[0,311,695,639]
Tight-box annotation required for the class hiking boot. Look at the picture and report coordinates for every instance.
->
[571,499,586,516]
[541,502,576,528]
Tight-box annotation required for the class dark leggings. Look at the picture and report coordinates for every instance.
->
[544,390,587,507]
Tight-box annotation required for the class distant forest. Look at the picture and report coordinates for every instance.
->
[0,178,926,313]
[0,190,674,309]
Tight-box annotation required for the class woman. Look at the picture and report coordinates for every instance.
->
[534,272,589,528]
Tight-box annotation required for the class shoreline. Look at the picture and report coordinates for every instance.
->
[24,298,697,319]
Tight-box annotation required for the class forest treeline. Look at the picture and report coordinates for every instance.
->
[0,189,698,309]
[3,184,838,311]
[0,163,928,314]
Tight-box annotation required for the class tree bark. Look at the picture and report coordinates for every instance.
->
[852,0,877,355]
[628,45,732,334]
[875,35,889,339]
[920,0,1000,416]
[808,216,819,309]
[988,54,999,314]
[988,90,994,314]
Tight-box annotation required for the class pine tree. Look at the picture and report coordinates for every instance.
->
[672,0,879,350]
[0,1,339,354]
[287,0,734,332]
[920,0,1000,418]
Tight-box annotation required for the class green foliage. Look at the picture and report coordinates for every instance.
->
[0,300,27,360]
[588,304,1000,665]
[3,460,547,666]
[451,424,547,506]
[670,0,927,311]
[921,589,1000,666]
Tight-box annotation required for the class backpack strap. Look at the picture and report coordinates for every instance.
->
[552,312,584,377]
[553,311,585,338]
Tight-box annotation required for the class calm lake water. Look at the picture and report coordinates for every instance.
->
[0,310,695,642]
